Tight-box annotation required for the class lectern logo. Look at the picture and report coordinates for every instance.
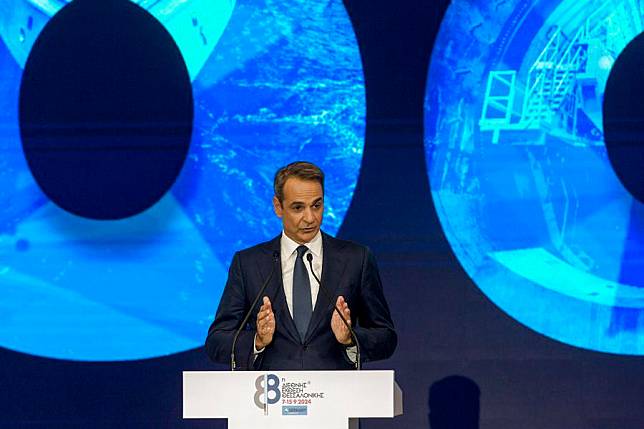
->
[254,374,281,409]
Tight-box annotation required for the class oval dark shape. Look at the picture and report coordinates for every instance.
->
[603,32,644,203]
[19,0,193,219]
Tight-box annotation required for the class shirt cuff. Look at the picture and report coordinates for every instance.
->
[344,345,357,363]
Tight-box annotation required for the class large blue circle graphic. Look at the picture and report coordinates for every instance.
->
[426,0,644,354]
[0,0,364,360]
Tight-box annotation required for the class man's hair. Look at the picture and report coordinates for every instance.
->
[273,161,325,203]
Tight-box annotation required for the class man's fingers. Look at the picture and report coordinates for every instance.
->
[258,297,272,311]
[258,296,274,320]
[256,298,275,348]
[331,297,353,346]
[260,322,273,332]
[261,313,274,327]
[332,309,350,326]
[342,310,351,325]
[257,297,275,333]
[335,296,351,321]
[257,315,274,337]
[336,296,350,311]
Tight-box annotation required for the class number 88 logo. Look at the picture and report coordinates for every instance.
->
[254,374,281,409]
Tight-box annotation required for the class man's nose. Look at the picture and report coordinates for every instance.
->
[303,207,315,223]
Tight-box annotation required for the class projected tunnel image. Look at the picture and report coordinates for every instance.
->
[0,0,364,360]
[426,0,644,354]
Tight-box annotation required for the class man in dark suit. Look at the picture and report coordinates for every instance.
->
[205,161,396,370]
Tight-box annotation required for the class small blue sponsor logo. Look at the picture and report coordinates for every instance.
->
[282,405,308,416]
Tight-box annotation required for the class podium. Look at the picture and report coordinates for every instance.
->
[183,370,402,429]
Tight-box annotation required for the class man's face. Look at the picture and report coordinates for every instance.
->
[273,177,324,244]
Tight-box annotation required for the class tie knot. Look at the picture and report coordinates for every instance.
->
[296,245,308,259]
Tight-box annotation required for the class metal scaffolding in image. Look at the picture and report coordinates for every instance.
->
[479,0,641,144]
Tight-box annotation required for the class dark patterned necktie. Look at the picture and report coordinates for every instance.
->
[293,245,312,341]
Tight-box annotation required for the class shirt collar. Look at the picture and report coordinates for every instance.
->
[280,230,322,259]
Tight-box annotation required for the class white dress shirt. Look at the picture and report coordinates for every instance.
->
[280,230,323,317]
[253,230,322,354]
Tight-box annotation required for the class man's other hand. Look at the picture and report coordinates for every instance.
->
[331,296,353,345]
[255,296,275,349]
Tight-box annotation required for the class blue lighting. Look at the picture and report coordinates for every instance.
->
[0,0,364,360]
[425,0,644,354]
[598,55,614,70]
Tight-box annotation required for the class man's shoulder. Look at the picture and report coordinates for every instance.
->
[322,232,370,256]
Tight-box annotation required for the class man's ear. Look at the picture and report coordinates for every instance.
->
[272,196,283,218]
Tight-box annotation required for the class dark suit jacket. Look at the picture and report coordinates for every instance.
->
[205,232,397,370]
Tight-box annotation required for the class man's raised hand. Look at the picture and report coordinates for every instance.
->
[331,296,353,345]
[255,296,275,349]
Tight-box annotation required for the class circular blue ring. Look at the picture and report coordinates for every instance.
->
[0,0,365,361]
[425,0,644,354]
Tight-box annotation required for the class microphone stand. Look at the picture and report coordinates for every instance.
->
[307,254,361,370]
[230,251,279,370]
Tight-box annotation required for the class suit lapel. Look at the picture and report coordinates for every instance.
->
[304,233,347,342]
[258,235,300,343]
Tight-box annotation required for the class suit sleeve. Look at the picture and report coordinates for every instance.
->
[353,247,397,363]
[204,252,262,369]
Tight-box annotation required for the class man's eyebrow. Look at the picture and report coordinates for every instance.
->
[289,198,322,208]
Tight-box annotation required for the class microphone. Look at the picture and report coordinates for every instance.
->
[306,253,361,370]
[230,251,279,371]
